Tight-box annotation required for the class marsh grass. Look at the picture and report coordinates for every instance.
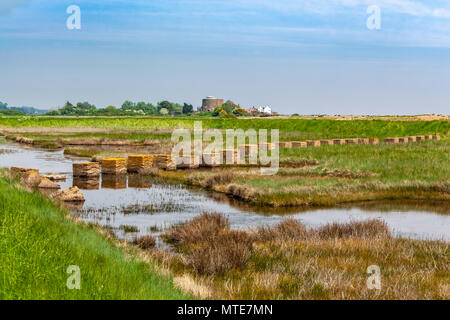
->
[160,213,449,299]
[187,230,254,275]
[256,219,309,241]
[316,219,391,239]
[201,172,234,188]
[163,214,392,276]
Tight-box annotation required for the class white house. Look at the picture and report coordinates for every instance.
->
[257,105,272,114]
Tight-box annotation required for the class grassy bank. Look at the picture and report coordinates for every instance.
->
[0,172,190,300]
[1,116,449,139]
[156,213,450,300]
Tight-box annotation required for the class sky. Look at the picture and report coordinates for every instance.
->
[0,0,449,115]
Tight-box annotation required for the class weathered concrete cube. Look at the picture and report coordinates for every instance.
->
[73,162,100,177]
[357,138,370,144]
[306,140,321,147]
[220,149,239,165]
[292,141,307,147]
[127,155,153,173]
[384,138,400,144]
[176,155,200,169]
[416,135,427,141]
[202,152,220,167]
[333,139,346,145]
[258,143,276,151]
[101,158,127,175]
[345,139,358,144]
[277,142,292,148]
[153,154,176,170]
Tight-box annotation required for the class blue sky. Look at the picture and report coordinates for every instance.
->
[1,0,449,114]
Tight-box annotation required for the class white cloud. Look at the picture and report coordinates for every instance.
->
[235,0,450,18]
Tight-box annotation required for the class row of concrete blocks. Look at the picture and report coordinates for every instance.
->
[72,147,267,176]
[73,156,171,176]
[277,138,379,148]
[278,135,440,148]
[383,135,440,144]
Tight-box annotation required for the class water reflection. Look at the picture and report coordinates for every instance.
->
[73,176,100,190]
[101,174,127,189]
[128,174,152,189]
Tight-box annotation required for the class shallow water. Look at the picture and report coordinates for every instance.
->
[1,138,449,242]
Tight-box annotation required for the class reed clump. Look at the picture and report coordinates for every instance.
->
[201,172,234,189]
[317,219,391,239]
[163,213,254,275]
[187,230,254,275]
[226,184,253,201]
[257,219,309,241]
[163,212,229,245]
[133,235,156,249]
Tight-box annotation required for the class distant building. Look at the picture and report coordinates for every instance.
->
[202,96,224,112]
[245,105,273,115]
[257,105,272,114]
[245,107,259,115]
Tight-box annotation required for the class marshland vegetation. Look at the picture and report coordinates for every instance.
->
[155,212,449,299]
[1,116,449,207]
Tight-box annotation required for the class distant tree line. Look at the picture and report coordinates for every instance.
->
[0,101,48,115]
[45,101,196,116]
[1,99,254,117]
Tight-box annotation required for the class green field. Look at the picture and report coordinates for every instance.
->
[0,172,190,300]
[0,116,449,139]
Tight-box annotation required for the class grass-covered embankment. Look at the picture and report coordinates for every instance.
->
[0,116,449,139]
[0,172,190,300]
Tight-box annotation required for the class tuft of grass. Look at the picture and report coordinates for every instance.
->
[119,225,139,233]
[187,230,254,275]
[163,212,229,245]
[133,235,156,249]
[317,219,391,239]
[201,172,234,189]
[257,219,309,241]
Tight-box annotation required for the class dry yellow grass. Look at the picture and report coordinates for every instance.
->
[157,214,449,299]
